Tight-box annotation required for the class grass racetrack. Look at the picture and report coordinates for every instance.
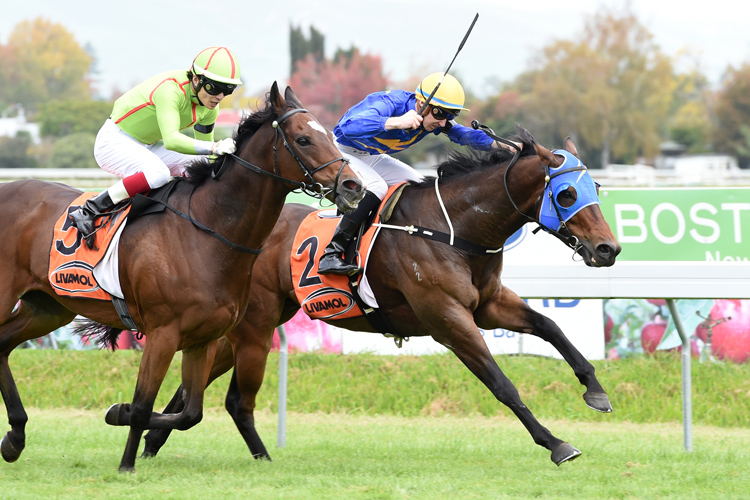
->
[1,350,749,499]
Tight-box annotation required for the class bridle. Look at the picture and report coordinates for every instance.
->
[471,121,585,254]
[214,107,350,202]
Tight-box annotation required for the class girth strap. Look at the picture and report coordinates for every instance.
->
[112,296,138,331]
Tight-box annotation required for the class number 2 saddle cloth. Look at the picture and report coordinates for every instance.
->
[290,183,407,321]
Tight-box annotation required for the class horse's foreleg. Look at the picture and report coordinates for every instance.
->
[427,305,579,465]
[112,328,180,472]
[476,287,612,413]
[142,337,234,457]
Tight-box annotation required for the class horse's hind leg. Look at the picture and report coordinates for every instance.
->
[223,319,276,460]
[476,287,612,413]
[428,307,579,465]
[0,292,75,462]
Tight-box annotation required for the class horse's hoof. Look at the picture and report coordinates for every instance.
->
[1,433,23,463]
[105,403,130,426]
[584,391,613,413]
[119,464,136,474]
[551,442,582,466]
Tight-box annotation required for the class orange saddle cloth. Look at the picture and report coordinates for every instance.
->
[48,193,130,301]
[290,183,405,321]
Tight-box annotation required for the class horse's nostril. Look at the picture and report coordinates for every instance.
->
[596,244,613,258]
[342,179,361,192]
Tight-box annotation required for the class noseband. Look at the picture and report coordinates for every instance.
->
[216,108,349,201]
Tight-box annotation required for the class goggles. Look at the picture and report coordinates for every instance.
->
[430,106,458,121]
[202,78,236,96]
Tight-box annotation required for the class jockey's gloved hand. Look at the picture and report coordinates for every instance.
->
[212,138,236,155]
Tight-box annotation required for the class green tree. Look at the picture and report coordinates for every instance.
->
[38,100,112,137]
[713,63,750,167]
[0,133,37,168]
[668,68,713,153]
[0,18,93,113]
[289,24,325,75]
[512,6,674,168]
[48,132,97,168]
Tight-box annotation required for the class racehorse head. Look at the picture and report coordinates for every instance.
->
[198,82,364,213]
[533,138,621,267]
[263,82,364,212]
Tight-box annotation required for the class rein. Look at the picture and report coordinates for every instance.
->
[472,122,584,254]
[216,108,349,201]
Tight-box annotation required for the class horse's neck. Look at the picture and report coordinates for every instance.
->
[191,158,290,254]
[434,159,543,248]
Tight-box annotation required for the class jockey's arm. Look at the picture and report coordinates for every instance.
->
[154,87,218,155]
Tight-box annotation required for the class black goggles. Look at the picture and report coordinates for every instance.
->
[430,106,458,121]
[202,78,236,96]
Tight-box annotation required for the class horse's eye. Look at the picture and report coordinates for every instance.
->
[556,186,577,208]
[295,136,311,147]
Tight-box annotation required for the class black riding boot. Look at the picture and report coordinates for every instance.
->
[69,189,115,249]
[318,191,382,275]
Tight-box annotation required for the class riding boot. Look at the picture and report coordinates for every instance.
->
[318,191,382,275]
[69,189,115,249]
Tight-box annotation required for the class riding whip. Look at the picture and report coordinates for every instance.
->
[419,12,479,116]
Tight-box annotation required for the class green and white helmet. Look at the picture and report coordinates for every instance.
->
[191,47,243,85]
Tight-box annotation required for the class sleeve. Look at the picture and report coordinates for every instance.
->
[444,121,496,151]
[336,98,395,139]
[152,85,214,155]
[194,109,218,143]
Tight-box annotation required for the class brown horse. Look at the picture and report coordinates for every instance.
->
[0,83,364,472]
[143,127,621,466]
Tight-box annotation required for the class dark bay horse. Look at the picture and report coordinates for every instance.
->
[0,83,364,472]
[143,128,621,466]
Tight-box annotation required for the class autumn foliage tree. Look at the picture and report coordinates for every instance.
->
[288,49,388,129]
[0,18,93,113]
[512,7,674,168]
[713,63,750,167]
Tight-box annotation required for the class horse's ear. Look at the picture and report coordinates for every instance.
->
[284,86,304,109]
[534,143,563,168]
[563,136,579,158]
[269,81,287,113]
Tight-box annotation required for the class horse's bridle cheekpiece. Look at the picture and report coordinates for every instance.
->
[219,107,349,203]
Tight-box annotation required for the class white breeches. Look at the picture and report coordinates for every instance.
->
[336,142,424,200]
[93,119,205,189]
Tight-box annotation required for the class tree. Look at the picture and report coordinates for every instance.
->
[48,132,97,169]
[288,49,388,129]
[38,100,112,137]
[0,133,37,168]
[0,18,93,113]
[512,6,674,168]
[667,66,713,153]
[289,24,325,75]
[713,63,750,167]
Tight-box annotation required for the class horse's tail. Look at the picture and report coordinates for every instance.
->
[72,319,125,351]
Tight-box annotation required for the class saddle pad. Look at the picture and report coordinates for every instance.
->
[290,183,406,321]
[48,193,131,301]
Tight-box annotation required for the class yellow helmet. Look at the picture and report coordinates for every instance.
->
[415,73,469,113]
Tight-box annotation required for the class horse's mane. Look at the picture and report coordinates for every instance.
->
[182,91,296,185]
[411,125,538,187]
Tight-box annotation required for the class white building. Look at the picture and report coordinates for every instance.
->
[0,105,41,144]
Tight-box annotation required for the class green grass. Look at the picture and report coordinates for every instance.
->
[2,351,749,498]
[7,349,750,426]
[1,409,749,499]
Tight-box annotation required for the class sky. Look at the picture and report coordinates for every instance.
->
[2,0,750,100]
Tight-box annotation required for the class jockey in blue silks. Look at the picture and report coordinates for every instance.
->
[320,72,522,275]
